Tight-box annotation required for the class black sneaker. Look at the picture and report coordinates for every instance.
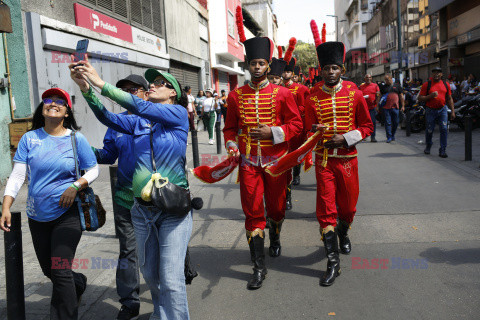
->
[117,305,140,320]
[424,146,431,155]
[439,149,448,158]
[371,137,377,142]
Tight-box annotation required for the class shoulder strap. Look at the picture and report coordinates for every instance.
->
[442,80,449,95]
[427,80,432,95]
[70,131,81,179]
[149,125,157,173]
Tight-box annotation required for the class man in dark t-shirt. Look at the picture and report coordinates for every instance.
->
[418,67,455,158]
[381,74,404,143]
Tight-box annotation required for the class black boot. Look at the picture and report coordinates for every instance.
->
[320,230,341,287]
[336,220,352,255]
[292,165,301,185]
[286,185,293,211]
[247,231,267,290]
[268,218,283,257]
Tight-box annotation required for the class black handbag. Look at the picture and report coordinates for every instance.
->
[146,126,191,216]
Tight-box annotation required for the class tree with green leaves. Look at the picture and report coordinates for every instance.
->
[292,40,318,76]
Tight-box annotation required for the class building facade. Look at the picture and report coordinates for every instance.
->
[365,0,445,83]
[208,0,245,93]
[431,0,480,79]
[164,0,211,94]
[1,0,32,183]
[335,0,374,84]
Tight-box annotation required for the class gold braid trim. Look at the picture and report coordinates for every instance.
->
[322,141,329,167]
[320,225,335,241]
[246,228,264,244]
[267,218,284,235]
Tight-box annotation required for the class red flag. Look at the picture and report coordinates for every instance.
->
[191,156,240,183]
[265,130,324,177]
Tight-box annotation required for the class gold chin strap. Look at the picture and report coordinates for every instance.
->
[246,228,264,244]
[320,225,335,241]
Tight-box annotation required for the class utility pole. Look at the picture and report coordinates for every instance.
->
[327,15,347,42]
[397,0,403,84]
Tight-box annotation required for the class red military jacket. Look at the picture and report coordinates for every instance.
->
[224,79,303,167]
[305,79,373,160]
[284,80,310,116]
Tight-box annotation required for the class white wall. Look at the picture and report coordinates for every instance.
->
[164,0,203,59]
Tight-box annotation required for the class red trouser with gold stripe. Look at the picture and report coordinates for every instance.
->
[239,161,288,231]
[315,156,359,229]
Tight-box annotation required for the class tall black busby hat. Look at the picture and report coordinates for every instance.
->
[236,6,273,62]
[294,66,301,75]
[284,58,296,72]
[243,37,274,62]
[268,58,287,77]
[316,42,346,68]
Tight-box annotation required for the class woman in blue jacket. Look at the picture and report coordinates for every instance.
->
[69,57,192,320]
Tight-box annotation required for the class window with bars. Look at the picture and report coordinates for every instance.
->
[78,0,165,37]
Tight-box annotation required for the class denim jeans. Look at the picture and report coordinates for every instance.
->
[369,109,377,139]
[384,108,399,140]
[425,105,448,150]
[113,202,140,311]
[131,200,192,320]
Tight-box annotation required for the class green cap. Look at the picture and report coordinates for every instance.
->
[144,69,182,100]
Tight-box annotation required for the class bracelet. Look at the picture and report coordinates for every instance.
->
[70,183,79,191]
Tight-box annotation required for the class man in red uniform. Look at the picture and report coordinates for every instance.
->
[225,7,302,290]
[283,52,310,194]
[305,41,373,287]
[359,74,380,142]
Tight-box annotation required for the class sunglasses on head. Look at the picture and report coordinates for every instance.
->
[43,98,67,107]
[121,87,143,94]
[153,79,174,89]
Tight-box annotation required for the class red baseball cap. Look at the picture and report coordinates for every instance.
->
[42,88,73,108]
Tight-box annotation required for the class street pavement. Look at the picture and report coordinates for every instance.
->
[1,122,479,320]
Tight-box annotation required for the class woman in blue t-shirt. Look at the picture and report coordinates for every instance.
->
[1,88,98,319]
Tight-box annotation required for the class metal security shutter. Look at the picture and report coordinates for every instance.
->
[169,61,200,95]
[218,71,229,92]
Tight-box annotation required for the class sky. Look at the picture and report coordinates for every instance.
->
[272,0,336,45]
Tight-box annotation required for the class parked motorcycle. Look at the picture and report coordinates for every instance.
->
[454,93,480,130]
[409,102,426,133]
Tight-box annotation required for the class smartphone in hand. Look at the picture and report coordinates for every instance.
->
[74,39,89,66]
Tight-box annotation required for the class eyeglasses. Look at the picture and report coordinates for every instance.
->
[121,87,143,94]
[153,79,174,89]
[43,98,67,107]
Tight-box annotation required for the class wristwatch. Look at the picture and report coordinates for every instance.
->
[73,181,81,190]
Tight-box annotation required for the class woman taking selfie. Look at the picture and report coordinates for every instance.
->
[69,57,192,320]
[1,88,98,319]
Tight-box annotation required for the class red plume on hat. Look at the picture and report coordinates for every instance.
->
[283,37,297,63]
[322,23,327,43]
[236,6,246,43]
[309,67,315,81]
[310,20,322,47]
[277,46,283,59]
